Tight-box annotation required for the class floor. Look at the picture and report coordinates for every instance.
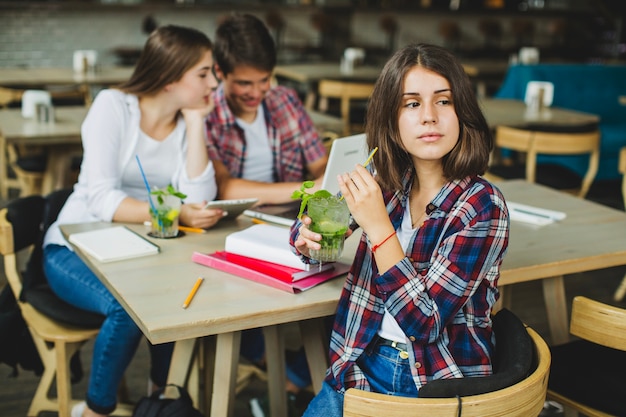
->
[0,179,624,417]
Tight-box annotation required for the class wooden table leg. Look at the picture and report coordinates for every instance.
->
[542,275,570,345]
[264,325,288,417]
[210,331,240,417]
[299,318,329,393]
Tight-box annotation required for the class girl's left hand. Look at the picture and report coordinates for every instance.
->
[179,202,224,229]
[338,164,388,233]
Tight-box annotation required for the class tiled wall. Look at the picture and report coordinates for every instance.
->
[0,6,264,68]
[0,4,558,69]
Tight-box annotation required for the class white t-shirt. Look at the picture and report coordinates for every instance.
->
[237,106,273,182]
[377,201,417,343]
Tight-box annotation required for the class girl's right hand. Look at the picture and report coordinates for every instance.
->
[179,202,225,229]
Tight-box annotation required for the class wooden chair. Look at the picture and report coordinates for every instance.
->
[614,147,626,302]
[343,325,550,417]
[0,190,131,417]
[317,79,374,136]
[487,125,600,198]
[547,296,626,417]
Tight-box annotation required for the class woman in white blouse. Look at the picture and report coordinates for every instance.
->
[43,25,221,417]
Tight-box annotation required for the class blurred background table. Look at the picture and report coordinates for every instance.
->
[0,106,87,198]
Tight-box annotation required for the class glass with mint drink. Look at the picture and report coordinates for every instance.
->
[307,196,350,262]
[149,194,182,238]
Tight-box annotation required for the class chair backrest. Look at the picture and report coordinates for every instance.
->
[494,125,600,197]
[317,79,374,136]
[0,86,24,108]
[569,296,626,352]
[343,327,550,417]
[0,189,104,327]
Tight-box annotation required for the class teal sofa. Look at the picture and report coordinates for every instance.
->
[495,64,626,180]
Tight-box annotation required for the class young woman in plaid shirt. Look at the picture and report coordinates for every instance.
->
[292,43,510,417]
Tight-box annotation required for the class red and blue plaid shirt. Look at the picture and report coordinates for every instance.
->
[204,84,326,181]
[291,173,509,393]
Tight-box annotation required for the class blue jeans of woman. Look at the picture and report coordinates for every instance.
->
[43,244,173,415]
[302,342,419,417]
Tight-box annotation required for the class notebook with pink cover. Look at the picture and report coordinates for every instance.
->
[192,251,350,293]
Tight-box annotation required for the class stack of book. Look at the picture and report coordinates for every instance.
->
[192,224,350,293]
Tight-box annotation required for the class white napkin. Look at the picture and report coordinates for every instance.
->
[507,202,566,226]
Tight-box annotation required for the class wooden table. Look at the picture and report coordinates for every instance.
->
[480,98,600,130]
[0,66,133,106]
[0,66,133,87]
[60,180,626,415]
[61,219,361,417]
[497,180,626,345]
[273,61,509,110]
[274,62,382,109]
[0,106,87,197]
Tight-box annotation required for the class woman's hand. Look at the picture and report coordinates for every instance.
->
[294,215,354,258]
[180,93,215,123]
[338,164,388,235]
[179,202,225,229]
[294,215,321,258]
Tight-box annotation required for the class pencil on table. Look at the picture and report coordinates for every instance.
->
[182,277,204,309]
[178,225,207,234]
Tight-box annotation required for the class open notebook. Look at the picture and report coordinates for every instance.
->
[243,133,369,226]
[69,226,160,263]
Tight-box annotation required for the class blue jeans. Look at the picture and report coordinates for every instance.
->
[303,342,418,416]
[43,245,173,415]
[240,327,312,389]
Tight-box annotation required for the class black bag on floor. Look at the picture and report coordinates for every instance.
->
[0,285,43,376]
[133,384,204,417]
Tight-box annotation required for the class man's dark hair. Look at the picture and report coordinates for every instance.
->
[213,13,277,76]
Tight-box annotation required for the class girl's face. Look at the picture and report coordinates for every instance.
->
[170,50,218,108]
[398,65,460,167]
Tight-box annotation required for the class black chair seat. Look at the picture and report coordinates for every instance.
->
[25,285,104,328]
[16,154,47,172]
[549,340,626,416]
[419,308,533,398]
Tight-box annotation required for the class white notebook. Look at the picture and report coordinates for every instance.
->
[69,226,160,263]
[224,224,308,270]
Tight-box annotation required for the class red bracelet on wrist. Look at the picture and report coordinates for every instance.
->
[372,230,397,253]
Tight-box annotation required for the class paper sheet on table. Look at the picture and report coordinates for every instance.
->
[507,202,566,226]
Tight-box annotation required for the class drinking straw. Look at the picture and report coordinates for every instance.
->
[363,146,378,168]
[135,155,161,229]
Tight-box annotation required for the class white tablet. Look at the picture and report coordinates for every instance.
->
[204,198,259,219]
[322,133,369,196]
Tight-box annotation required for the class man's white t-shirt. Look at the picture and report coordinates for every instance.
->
[237,106,273,182]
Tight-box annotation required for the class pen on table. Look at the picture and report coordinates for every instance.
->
[182,277,204,309]
[143,221,206,234]
[251,218,267,225]
[511,207,553,219]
